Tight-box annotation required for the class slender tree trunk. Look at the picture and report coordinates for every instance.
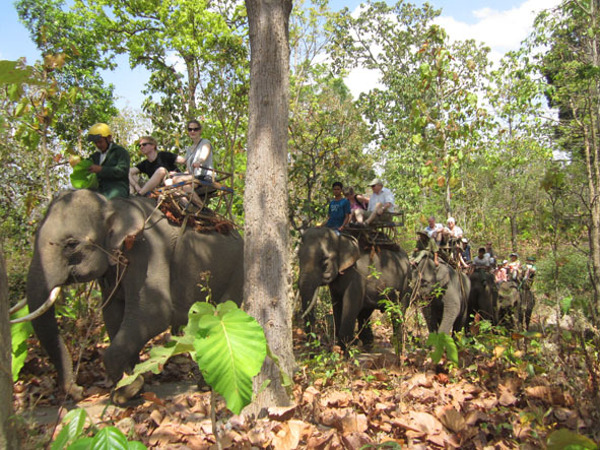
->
[244,0,295,415]
[509,214,518,253]
[0,248,18,449]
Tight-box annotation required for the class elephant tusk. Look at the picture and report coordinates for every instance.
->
[301,289,319,320]
[9,298,27,315]
[10,287,62,324]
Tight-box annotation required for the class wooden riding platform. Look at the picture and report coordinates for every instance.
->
[148,168,237,234]
[345,212,404,252]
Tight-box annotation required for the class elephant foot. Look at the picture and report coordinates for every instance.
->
[110,375,145,406]
[65,382,85,402]
[361,340,374,352]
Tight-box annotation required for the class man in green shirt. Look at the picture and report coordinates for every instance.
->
[87,123,130,199]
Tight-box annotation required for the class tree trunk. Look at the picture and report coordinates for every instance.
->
[243,0,295,415]
[0,248,18,449]
[509,214,518,253]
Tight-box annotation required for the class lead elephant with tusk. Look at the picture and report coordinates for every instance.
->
[24,190,244,403]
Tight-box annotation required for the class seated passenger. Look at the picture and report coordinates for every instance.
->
[168,119,214,190]
[523,256,537,284]
[129,136,186,196]
[495,260,509,284]
[363,178,395,225]
[443,217,463,243]
[424,216,444,243]
[453,238,469,269]
[343,186,368,224]
[86,123,130,199]
[461,238,472,263]
[324,182,351,232]
[411,230,439,266]
[472,247,492,269]
[506,253,521,280]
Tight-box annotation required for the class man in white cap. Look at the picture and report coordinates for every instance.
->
[364,178,395,225]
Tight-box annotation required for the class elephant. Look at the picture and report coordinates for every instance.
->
[297,227,411,349]
[467,269,498,325]
[412,257,471,334]
[24,189,243,402]
[497,280,535,331]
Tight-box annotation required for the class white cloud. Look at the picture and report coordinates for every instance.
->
[344,0,562,97]
[436,0,562,62]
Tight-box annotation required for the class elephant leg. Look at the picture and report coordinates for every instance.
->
[32,311,84,400]
[330,273,363,349]
[357,308,375,350]
[337,289,360,347]
[100,280,125,341]
[422,302,436,333]
[524,291,535,330]
[519,289,535,330]
[438,291,459,335]
[103,275,172,386]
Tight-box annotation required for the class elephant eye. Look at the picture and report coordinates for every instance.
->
[64,238,79,250]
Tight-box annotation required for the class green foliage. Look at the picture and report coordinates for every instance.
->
[535,248,591,308]
[10,306,33,382]
[51,408,146,449]
[301,335,359,385]
[288,63,372,227]
[0,60,44,85]
[70,159,98,190]
[426,332,458,365]
[118,301,267,415]
[193,301,267,415]
[546,429,599,450]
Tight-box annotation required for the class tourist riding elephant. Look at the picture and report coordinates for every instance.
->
[298,227,411,349]
[497,280,535,330]
[412,257,471,334]
[467,269,498,325]
[23,190,243,402]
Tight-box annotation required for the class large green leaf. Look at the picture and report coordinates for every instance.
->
[116,338,195,389]
[547,429,598,450]
[193,301,267,415]
[70,159,99,190]
[10,306,33,381]
[90,426,129,449]
[426,332,458,365]
[50,409,90,450]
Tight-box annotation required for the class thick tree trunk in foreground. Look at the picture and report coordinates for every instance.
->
[244,0,295,415]
[0,249,18,449]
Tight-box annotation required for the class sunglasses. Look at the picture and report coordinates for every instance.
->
[188,127,201,132]
[139,142,153,148]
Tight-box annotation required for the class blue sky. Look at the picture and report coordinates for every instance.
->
[0,0,557,110]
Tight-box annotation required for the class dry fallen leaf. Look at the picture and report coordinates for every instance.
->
[340,410,368,434]
[436,407,466,433]
[268,404,297,421]
[271,422,301,449]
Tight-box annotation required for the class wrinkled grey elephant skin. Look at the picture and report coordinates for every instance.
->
[468,269,498,325]
[413,258,471,334]
[298,227,410,348]
[497,280,535,331]
[26,190,244,400]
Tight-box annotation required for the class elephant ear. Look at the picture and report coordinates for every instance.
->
[337,234,360,273]
[436,263,452,287]
[104,199,147,255]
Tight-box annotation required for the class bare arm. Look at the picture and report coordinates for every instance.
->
[192,142,211,168]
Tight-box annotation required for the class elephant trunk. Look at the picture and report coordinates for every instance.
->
[26,252,83,400]
[298,270,323,326]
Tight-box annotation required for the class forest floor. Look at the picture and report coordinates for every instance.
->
[12,305,600,449]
